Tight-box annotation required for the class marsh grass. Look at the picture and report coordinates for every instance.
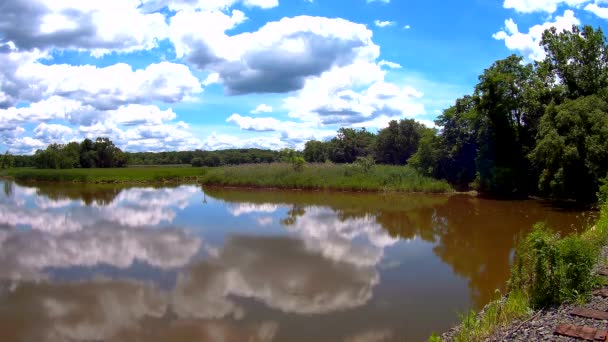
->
[199,163,453,193]
[3,167,203,183]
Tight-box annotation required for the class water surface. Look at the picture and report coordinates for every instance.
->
[0,181,595,341]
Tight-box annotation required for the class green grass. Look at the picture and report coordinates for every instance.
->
[1,163,453,192]
[449,290,531,342]
[2,167,204,183]
[199,163,453,193]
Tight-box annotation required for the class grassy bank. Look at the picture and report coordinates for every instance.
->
[2,167,204,183]
[435,201,608,341]
[1,163,453,193]
[199,163,453,193]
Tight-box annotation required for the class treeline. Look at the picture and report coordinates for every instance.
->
[127,149,283,166]
[305,25,608,202]
[31,138,128,169]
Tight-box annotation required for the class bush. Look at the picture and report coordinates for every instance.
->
[598,175,608,204]
[291,156,305,172]
[509,223,598,308]
[354,156,375,174]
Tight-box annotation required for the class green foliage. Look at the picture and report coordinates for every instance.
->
[5,167,203,183]
[450,290,530,342]
[374,119,428,165]
[328,127,375,163]
[191,157,203,167]
[0,152,15,169]
[531,95,608,201]
[428,333,442,342]
[291,156,305,172]
[198,163,453,193]
[598,175,608,204]
[353,156,375,174]
[33,137,127,169]
[509,223,598,308]
[303,140,328,163]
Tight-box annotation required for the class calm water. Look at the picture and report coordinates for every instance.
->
[0,181,596,342]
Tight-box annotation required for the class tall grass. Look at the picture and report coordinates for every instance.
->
[200,163,453,193]
[3,167,203,183]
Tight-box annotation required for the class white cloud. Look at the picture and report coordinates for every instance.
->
[374,20,395,28]
[243,0,279,8]
[227,114,281,131]
[367,0,390,3]
[251,104,274,114]
[585,2,608,18]
[378,60,402,69]
[0,0,169,55]
[493,10,580,61]
[33,123,74,143]
[170,14,378,94]
[404,24,411,29]
[502,0,591,13]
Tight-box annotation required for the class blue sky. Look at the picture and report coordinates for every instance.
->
[1,0,607,153]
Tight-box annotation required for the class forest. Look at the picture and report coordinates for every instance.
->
[6,24,608,202]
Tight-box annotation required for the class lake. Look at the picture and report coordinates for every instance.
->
[0,181,596,341]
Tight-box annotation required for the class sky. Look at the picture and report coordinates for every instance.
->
[1,0,608,154]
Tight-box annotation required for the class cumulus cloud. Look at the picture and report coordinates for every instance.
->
[493,10,580,61]
[502,0,590,13]
[0,0,169,55]
[170,15,378,95]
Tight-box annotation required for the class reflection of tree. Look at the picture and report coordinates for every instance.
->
[16,182,184,206]
[2,181,12,198]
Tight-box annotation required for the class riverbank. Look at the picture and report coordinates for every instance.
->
[2,164,454,193]
[437,202,608,342]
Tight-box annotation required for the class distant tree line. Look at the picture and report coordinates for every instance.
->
[31,138,127,169]
[128,148,284,166]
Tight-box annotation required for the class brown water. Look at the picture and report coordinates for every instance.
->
[0,181,596,341]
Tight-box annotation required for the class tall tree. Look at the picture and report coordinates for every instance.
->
[374,119,427,165]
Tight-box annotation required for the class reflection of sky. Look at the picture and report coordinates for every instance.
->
[0,182,475,341]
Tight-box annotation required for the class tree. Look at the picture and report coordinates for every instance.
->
[541,25,608,99]
[328,128,375,163]
[374,119,427,165]
[530,95,608,201]
[303,140,329,163]
[0,151,14,169]
[474,55,532,196]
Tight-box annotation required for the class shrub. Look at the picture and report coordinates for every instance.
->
[509,223,598,308]
[291,156,305,172]
[354,156,375,174]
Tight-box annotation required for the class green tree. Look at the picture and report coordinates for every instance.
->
[303,140,329,163]
[328,128,375,163]
[474,55,532,196]
[531,95,608,201]
[374,119,427,165]
[541,25,608,99]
